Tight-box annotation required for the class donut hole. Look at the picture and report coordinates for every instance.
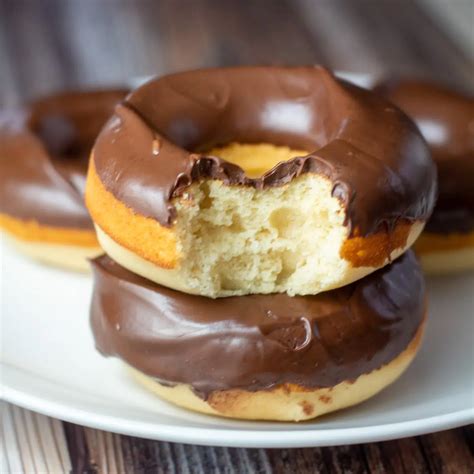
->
[206,143,308,179]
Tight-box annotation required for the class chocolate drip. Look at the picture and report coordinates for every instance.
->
[90,251,425,397]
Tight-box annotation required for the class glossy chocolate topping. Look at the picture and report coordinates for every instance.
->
[93,67,436,235]
[91,251,425,396]
[0,89,126,229]
[376,80,474,234]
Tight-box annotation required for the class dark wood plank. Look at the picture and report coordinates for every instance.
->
[0,1,21,106]
[462,424,474,456]
[0,0,64,103]
[62,423,474,474]
[120,434,164,473]
[0,0,329,105]
[296,0,473,86]
[266,447,327,473]
[363,437,430,474]
[187,0,329,67]
[63,423,98,474]
[417,429,474,474]
[2,0,471,106]
[320,444,369,474]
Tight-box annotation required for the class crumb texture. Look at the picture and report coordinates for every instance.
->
[174,172,349,297]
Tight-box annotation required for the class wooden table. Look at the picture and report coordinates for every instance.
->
[1,1,473,472]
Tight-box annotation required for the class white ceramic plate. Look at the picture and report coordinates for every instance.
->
[2,239,474,448]
[1,72,473,447]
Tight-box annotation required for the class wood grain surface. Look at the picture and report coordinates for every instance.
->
[1,0,473,472]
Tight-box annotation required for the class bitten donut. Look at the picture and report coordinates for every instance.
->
[0,89,126,270]
[86,67,436,296]
[91,251,426,422]
[376,80,474,274]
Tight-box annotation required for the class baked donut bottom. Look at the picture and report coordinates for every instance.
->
[415,231,474,274]
[129,319,425,422]
[0,213,100,271]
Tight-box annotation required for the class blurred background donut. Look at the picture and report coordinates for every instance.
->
[0,89,127,270]
[375,79,474,274]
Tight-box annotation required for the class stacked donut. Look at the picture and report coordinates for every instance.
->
[0,89,127,270]
[86,67,436,421]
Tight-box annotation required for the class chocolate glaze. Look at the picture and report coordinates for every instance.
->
[0,90,126,229]
[93,67,436,235]
[91,251,425,397]
[376,80,474,234]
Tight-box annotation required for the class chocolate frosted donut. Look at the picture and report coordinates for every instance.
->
[0,89,126,270]
[91,251,426,421]
[86,66,436,296]
[376,80,474,274]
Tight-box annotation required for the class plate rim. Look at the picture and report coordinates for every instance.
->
[3,363,473,448]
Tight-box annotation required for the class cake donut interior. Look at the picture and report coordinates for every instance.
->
[375,79,474,274]
[86,67,436,297]
[0,89,126,270]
